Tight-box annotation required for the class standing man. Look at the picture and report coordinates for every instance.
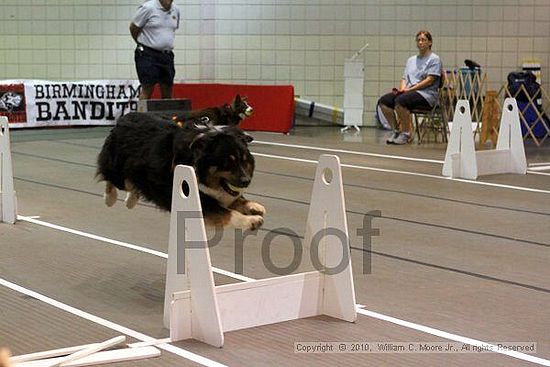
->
[130,0,180,100]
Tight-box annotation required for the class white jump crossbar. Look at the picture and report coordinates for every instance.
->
[10,343,102,364]
[0,116,17,224]
[13,347,160,367]
[165,154,357,347]
[10,336,162,367]
[40,335,125,367]
[442,98,526,180]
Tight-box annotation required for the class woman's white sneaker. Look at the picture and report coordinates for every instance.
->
[386,130,401,144]
[392,132,412,145]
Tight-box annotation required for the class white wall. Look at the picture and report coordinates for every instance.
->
[1,0,549,126]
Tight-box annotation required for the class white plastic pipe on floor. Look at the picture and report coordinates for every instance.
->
[294,97,344,124]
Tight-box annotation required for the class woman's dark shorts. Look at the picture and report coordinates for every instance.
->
[134,46,175,86]
[378,91,431,111]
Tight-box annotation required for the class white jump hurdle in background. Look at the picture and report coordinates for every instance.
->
[442,98,527,180]
[164,154,357,347]
[0,116,17,224]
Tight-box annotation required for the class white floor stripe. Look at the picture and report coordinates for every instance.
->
[357,308,550,366]
[254,140,444,164]
[0,278,228,367]
[255,141,550,179]
[18,216,168,258]
[253,153,550,194]
[17,215,254,283]
[13,216,550,366]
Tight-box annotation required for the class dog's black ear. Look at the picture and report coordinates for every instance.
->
[187,132,216,165]
[232,94,241,107]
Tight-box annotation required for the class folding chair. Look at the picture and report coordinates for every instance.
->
[412,72,451,144]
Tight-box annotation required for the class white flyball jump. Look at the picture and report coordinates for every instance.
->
[164,154,357,347]
[0,116,17,224]
[442,98,527,180]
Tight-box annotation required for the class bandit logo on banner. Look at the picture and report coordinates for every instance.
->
[0,84,27,124]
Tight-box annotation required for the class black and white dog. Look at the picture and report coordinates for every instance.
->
[171,94,253,127]
[96,109,265,230]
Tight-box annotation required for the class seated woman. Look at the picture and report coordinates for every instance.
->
[378,30,442,145]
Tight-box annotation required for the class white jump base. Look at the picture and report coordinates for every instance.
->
[442,98,526,180]
[164,154,357,347]
[0,116,17,224]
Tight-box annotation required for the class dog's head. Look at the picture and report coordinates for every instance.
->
[176,126,255,204]
[230,94,253,121]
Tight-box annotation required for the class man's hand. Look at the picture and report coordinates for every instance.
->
[129,23,141,43]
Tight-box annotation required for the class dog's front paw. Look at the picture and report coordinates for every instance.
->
[246,215,264,230]
[230,212,264,230]
[245,201,266,216]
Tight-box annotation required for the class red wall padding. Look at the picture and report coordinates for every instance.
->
[154,83,294,133]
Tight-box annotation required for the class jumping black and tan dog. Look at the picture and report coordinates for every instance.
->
[96,111,265,230]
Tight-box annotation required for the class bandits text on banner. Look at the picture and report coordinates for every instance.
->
[0,80,141,128]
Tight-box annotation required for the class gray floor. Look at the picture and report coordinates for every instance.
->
[1,122,549,367]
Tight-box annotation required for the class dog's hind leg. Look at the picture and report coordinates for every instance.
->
[124,179,140,209]
[104,181,118,207]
